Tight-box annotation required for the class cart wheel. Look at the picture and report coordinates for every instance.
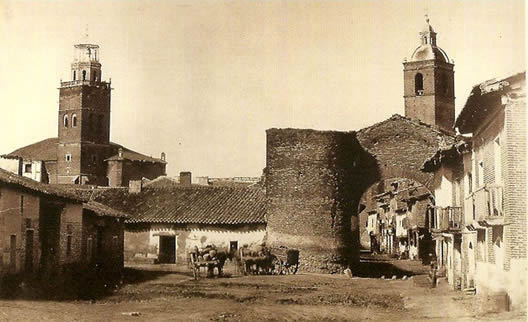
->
[271,256,282,275]
[292,263,299,275]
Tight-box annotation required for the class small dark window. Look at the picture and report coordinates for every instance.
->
[93,71,97,81]
[82,70,87,81]
[20,195,24,214]
[230,241,238,252]
[97,115,103,133]
[65,154,72,162]
[112,236,119,252]
[63,114,69,127]
[415,73,424,95]
[87,237,93,261]
[25,218,31,228]
[24,164,32,173]
[66,235,72,256]
[89,114,94,131]
[72,114,77,127]
[73,70,76,81]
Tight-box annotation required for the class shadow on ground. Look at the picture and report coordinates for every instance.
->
[0,267,173,301]
[353,253,428,278]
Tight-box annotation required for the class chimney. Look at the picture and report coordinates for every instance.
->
[129,180,143,193]
[161,152,166,162]
[180,171,192,186]
[118,147,123,158]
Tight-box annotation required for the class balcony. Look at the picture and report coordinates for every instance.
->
[430,206,463,232]
[60,80,110,88]
[473,184,503,221]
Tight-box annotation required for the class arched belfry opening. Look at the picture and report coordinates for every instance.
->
[415,73,424,95]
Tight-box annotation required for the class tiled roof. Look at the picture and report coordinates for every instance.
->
[4,137,164,164]
[0,169,129,218]
[105,148,166,164]
[83,200,129,218]
[0,168,90,201]
[455,71,525,134]
[93,186,266,225]
[143,176,180,188]
[5,138,59,161]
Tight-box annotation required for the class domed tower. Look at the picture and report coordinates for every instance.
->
[403,15,455,133]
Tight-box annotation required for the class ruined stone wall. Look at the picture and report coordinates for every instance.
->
[265,128,360,273]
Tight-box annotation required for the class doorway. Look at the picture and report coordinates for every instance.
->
[159,236,176,264]
[25,230,34,272]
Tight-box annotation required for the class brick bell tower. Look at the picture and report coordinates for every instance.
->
[403,15,455,133]
[57,43,112,185]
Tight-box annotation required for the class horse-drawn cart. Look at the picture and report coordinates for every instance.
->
[188,246,226,280]
[238,245,299,275]
[270,246,299,275]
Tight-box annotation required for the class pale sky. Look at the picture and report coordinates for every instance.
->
[0,0,525,178]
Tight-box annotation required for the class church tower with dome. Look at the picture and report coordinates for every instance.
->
[403,15,455,133]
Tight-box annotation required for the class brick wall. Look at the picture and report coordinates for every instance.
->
[403,61,455,133]
[265,117,448,273]
[503,97,527,269]
[0,186,41,276]
[58,203,83,265]
[265,128,360,273]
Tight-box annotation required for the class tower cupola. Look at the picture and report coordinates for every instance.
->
[70,43,102,83]
[403,15,455,133]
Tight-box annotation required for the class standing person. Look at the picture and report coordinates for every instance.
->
[429,256,438,288]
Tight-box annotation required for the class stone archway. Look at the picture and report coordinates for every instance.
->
[265,115,454,273]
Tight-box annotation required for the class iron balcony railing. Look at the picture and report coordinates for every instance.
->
[429,206,463,231]
[473,184,503,220]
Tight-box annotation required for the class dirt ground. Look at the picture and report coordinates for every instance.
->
[0,255,525,322]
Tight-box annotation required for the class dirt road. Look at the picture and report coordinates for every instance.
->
[0,257,525,321]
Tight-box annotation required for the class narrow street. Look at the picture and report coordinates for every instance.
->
[0,255,524,321]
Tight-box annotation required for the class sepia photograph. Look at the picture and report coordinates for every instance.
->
[0,0,526,320]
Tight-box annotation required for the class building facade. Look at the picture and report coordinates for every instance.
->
[424,72,526,310]
[0,169,127,286]
[93,183,266,264]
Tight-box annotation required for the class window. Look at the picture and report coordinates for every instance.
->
[63,114,69,128]
[415,73,424,95]
[112,236,119,253]
[477,230,486,261]
[97,114,103,133]
[66,235,72,256]
[494,136,502,184]
[478,161,484,187]
[72,114,77,127]
[65,154,72,162]
[89,114,94,131]
[73,70,76,81]
[20,195,24,214]
[24,164,32,173]
[82,70,87,81]
[86,237,93,261]
[93,71,97,81]
[467,173,473,193]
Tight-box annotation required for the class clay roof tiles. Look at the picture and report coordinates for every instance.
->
[93,185,266,225]
[4,137,165,164]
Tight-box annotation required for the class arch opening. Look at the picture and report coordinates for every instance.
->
[415,73,424,95]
